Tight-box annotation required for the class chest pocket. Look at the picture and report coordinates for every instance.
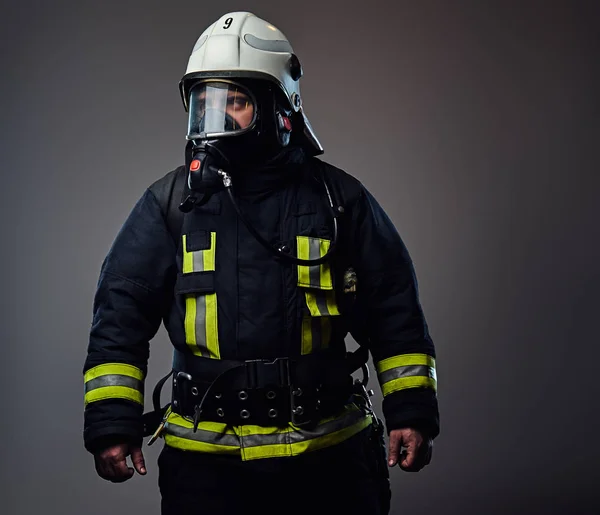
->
[176,230,220,359]
[296,235,340,355]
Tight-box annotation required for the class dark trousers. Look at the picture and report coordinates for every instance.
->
[158,424,391,515]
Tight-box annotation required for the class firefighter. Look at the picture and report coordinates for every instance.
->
[83,11,439,515]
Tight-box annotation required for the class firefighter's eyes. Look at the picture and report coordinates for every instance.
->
[227,97,249,109]
[195,97,249,111]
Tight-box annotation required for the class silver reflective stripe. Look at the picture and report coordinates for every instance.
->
[242,407,365,448]
[308,238,321,287]
[84,375,143,393]
[314,292,330,315]
[379,365,435,385]
[192,250,205,272]
[194,294,208,357]
[165,423,240,447]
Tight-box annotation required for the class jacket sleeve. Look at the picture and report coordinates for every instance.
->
[349,183,440,439]
[82,188,177,453]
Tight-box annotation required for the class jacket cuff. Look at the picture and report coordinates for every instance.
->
[83,399,145,454]
[381,387,440,439]
[84,423,144,454]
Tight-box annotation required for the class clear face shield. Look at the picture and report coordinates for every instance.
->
[186,80,257,140]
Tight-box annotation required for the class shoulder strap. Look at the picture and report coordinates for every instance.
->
[150,165,188,245]
[310,157,363,210]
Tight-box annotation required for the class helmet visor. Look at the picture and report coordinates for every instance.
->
[187,81,257,139]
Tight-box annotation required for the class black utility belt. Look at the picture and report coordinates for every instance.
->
[171,353,358,427]
[172,380,338,427]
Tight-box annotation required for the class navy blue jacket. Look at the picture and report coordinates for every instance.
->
[82,150,439,454]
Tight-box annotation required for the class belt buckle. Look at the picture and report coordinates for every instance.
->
[244,357,292,389]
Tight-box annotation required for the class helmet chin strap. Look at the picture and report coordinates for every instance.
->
[179,140,342,266]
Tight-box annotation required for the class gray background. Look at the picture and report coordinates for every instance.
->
[1,0,599,514]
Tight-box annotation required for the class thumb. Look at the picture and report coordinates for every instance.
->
[130,446,147,475]
[400,436,418,470]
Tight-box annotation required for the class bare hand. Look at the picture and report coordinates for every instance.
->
[94,443,147,483]
[387,428,432,472]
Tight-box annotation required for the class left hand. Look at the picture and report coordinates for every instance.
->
[387,428,432,472]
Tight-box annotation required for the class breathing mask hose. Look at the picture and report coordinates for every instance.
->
[217,168,340,266]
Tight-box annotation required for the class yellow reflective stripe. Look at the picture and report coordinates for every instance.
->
[84,363,144,382]
[376,354,436,374]
[84,386,143,406]
[381,376,437,396]
[203,232,216,271]
[184,296,202,356]
[297,236,311,285]
[301,316,312,355]
[205,293,220,359]
[325,291,339,315]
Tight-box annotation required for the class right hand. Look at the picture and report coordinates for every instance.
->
[94,443,147,483]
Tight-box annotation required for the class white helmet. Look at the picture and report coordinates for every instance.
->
[179,11,323,155]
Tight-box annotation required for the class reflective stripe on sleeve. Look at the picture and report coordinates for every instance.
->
[83,363,145,406]
[375,354,437,396]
